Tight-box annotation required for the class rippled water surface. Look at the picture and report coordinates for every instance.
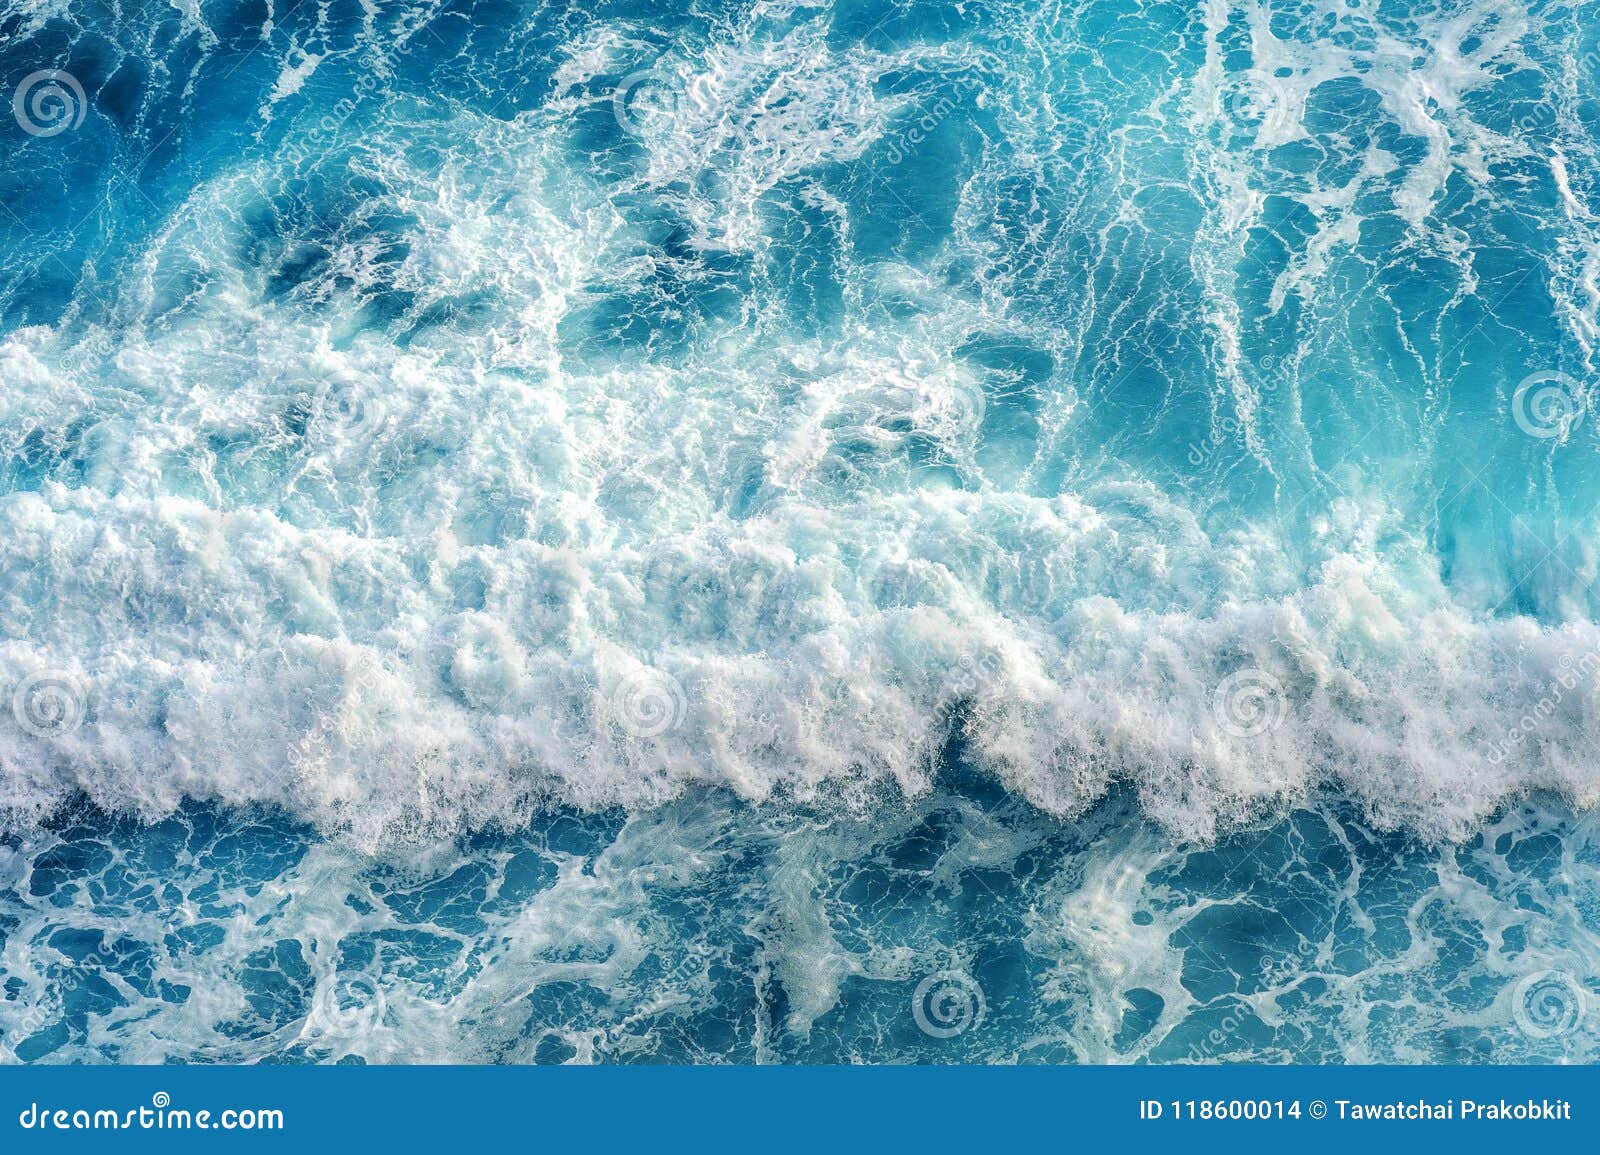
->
[3,788,1598,1063]
[2,0,1599,1061]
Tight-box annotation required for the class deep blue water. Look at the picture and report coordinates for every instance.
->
[3,787,1599,1063]
[2,0,1600,1061]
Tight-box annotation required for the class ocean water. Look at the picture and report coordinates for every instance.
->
[1,0,1599,1063]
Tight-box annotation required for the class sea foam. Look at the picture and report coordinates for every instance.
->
[3,0,1599,849]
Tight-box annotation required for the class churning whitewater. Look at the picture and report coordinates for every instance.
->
[3,0,1600,847]
[1,0,1599,1064]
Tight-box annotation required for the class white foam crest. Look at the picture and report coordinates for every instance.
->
[4,446,1600,847]
[4,23,1600,849]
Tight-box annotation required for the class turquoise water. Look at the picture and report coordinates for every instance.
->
[2,0,1600,1061]
[3,790,1599,1062]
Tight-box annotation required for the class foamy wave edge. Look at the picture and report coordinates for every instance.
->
[4,485,1598,850]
